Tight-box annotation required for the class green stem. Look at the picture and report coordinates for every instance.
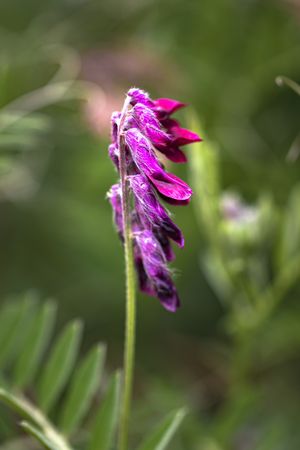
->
[118,97,136,450]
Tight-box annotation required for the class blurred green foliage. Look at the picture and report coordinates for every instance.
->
[0,0,300,449]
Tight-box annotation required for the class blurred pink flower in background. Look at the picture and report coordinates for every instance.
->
[81,44,184,138]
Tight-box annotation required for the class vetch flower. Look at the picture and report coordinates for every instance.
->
[107,87,201,311]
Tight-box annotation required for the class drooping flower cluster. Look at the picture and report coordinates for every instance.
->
[107,88,201,312]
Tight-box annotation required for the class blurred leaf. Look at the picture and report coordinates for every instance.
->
[0,293,37,370]
[212,386,259,447]
[277,184,300,268]
[188,111,220,238]
[60,344,106,435]
[202,251,233,305]
[0,388,36,424]
[38,320,83,413]
[0,388,71,450]
[88,371,121,450]
[13,301,57,389]
[276,76,300,96]
[137,408,187,450]
[0,298,114,450]
[0,112,50,135]
[20,421,57,450]
[254,310,300,368]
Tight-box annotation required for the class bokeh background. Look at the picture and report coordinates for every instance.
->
[0,0,300,448]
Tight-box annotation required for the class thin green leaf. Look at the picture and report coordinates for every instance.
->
[0,293,37,369]
[13,301,57,389]
[20,421,57,450]
[137,408,187,450]
[60,344,106,435]
[88,371,121,450]
[38,320,83,413]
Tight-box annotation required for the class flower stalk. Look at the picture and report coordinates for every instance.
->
[118,96,136,450]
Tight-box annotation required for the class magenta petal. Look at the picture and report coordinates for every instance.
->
[161,118,201,146]
[128,88,154,108]
[154,230,175,261]
[172,127,202,146]
[134,246,155,296]
[129,174,184,247]
[158,195,191,206]
[154,98,186,115]
[107,183,123,238]
[132,103,171,146]
[144,124,171,147]
[125,128,192,202]
[108,143,119,170]
[156,144,187,163]
[150,172,192,202]
[111,111,121,144]
[135,230,180,312]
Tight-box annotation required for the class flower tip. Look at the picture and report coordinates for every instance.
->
[160,293,181,312]
[154,98,186,115]
[179,235,185,248]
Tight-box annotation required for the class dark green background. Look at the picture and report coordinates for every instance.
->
[0,0,300,448]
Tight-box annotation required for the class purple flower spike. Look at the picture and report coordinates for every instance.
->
[135,230,180,312]
[107,87,201,311]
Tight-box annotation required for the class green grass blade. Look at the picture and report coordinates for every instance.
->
[13,301,57,389]
[88,371,121,450]
[38,320,83,413]
[137,408,187,450]
[60,343,106,435]
[20,421,57,450]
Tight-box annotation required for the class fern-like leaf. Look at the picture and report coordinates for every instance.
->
[0,296,114,450]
